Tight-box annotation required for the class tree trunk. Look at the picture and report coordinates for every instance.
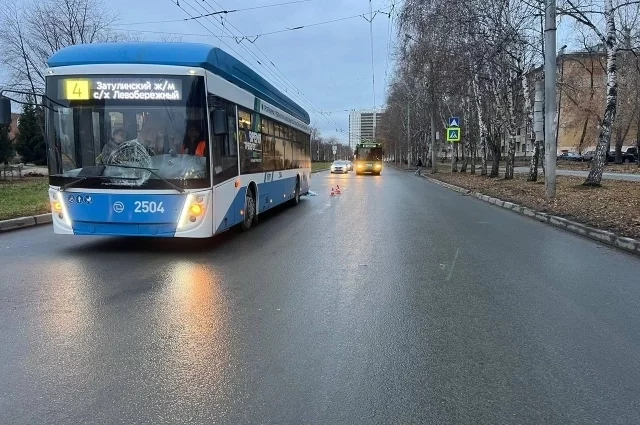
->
[461,143,468,172]
[489,137,501,177]
[577,117,589,153]
[472,72,488,175]
[528,139,539,181]
[451,143,458,172]
[584,5,618,186]
[615,130,623,164]
[505,136,516,179]
[481,137,488,175]
[614,103,637,163]
[523,67,537,181]
[430,88,438,174]
[425,142,431,168]
[503,69,518,180]
[462,94,472,173]
[470,141,476,174]
[490,154,500,177]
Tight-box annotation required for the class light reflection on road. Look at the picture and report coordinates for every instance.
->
[39,258,96,341]
[156,262,239,413]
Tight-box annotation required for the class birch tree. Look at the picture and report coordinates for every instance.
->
[398,0,470,173]
[387,0,542,181]
[559,0,640,185]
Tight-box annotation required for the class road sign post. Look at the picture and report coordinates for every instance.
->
[332,145,337,161]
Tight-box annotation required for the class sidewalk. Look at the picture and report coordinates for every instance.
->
[513,166,640,182]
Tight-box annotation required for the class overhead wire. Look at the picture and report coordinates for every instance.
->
[171,0,283,94]
[194,0,347,132]
[165,0,391,137]
[180,0,297,96]
[118,0,313,26]
[121,2,389,135]
[182,0,327,126]
[115,7,393,41]
[202,0,321,106]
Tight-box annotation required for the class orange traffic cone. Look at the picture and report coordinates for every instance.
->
[335,185,341,194]
[330,188,335,196]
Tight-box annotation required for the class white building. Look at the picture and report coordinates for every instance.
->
[349,109,385,147]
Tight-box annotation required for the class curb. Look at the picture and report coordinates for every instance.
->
[312,168,330,174]
[0,213,53,233]
[418,174,640,258]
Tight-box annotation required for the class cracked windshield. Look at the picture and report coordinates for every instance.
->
[1,0,639,424]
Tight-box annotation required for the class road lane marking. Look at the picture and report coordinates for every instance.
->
[447,248,460,281]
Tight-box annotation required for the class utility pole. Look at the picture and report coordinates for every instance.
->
[430,87,438,173]
[531,80,544,181]
[348,112,351,155]
[407,102,410,167]
[544,0,557,197]
[373,110,376,143]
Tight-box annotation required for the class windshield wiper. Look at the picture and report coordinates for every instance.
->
[59,175,137,191]
[105,164,185,193]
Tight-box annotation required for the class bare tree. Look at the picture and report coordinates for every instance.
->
[0,0,122,97]
[558,0,640,185]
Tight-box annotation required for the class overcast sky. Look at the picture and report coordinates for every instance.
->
[5,0,576,143]
[108,0,397,144]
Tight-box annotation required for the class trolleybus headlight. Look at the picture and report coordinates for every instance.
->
[49,189,72,227]
[357,163,363,169]
[375,164,382,170]
[178,193,208,230]
[189,204,203,216]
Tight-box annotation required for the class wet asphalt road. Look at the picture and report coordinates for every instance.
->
[2,167,640,425]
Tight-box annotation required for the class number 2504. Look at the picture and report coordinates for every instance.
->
[134,201,165,213]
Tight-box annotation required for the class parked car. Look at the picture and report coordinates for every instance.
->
[330,160,349,174]
[582,149,637,163]
[626,147,639,162]
[608,150,636,163]
[557,152,583,161]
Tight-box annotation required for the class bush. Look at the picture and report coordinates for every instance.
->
[15,100,46,165]
[0,124,13,164]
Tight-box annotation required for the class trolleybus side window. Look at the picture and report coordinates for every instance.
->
[209,95,238,185]
[238,107,263,174]
[261,116,275,171]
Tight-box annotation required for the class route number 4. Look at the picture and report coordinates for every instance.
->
[134,201,165,213]
[65,79,89,100]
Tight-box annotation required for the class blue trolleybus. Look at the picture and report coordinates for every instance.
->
[41,42,311,237]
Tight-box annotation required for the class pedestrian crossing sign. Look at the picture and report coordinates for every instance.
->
[446,127,461,142]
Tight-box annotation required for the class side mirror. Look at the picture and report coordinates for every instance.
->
[212,109,228,135]
[0,96,11,125]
